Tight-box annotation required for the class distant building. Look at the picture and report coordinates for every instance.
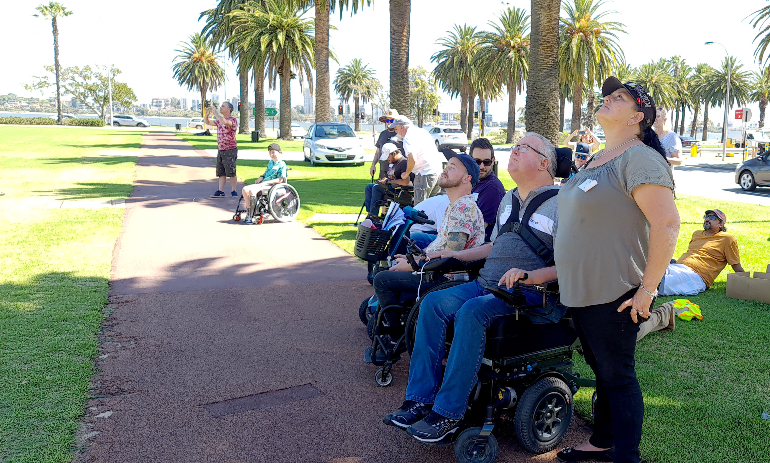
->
[151,98,170,110]
[181,98,188,110]
[485,113,493,125]
[303,87,314,114]
[70,97,87,110]
[231,96,239,109]
[265,99,277,109]
[211,94,220,104]
[191,100,200,111]
[441,112,457,123]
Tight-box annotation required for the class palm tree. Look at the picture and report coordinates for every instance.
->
[34,1,72,125]
[559,0,624,133]
[200,0,251,134]
[688,63,715,138]
[749,4,770,65]
[390,0,411,116]
[474,7,530,143]
[229,0,315,141]
[334,59,379,131]
[313,0,371,123]
[634,59,677,109]
[172,33,225,120]
[526,0,561,143]
[432,25,482,137]
[673,61,693,135]
[751,67,770,129]
[702,56,751,143]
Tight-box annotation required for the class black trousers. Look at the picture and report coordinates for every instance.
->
[570,288,648,463]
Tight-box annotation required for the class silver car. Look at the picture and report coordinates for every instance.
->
[109,115,150,127]
[303,123,365,166]
[427,125,468,152]
[735,152,770,191]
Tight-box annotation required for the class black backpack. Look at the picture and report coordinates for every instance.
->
[497,188,558,266]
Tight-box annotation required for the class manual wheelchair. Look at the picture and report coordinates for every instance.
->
[233,182,300,224]
[399,275,596,463]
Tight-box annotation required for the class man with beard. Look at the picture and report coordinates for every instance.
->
[371,154,485,311]
[659,208,744,296]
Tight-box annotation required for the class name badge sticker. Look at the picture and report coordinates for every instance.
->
[499,205,512,224]
[578,179,598,192]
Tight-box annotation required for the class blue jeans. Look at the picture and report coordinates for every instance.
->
[410,231,437,250]
[364,183,388,214]
[405,279,554,419]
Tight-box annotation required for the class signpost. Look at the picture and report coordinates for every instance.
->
[264,108,278,117]
[735,109,743,120]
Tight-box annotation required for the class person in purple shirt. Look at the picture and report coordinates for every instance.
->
[468,138,506,241]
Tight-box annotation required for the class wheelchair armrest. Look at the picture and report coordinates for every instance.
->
[393,184,414,191]
[534,281,559,294]
[480,282,529,307]
[420,257,486,274]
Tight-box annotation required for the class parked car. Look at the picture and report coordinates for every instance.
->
[188,117,211,130]
[735,152,770,191]
[427,125,468,152]
[303,122,365,166]
[108,115,150,127]
[679,135,697,149]
[279,122,306,139]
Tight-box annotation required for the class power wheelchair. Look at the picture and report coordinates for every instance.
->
[399,275,596,463]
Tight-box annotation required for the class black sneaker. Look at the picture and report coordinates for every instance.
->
[407,411,461,443]
[383,400,431,429]
[211,190,225,198]
[231,191,238,197]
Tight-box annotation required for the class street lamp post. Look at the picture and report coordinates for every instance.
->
[705,41,730,161]
[107,66,114,127]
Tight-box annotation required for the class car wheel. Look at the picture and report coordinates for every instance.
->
[435,140,440,149]
[113,122,120,127]
[137,123,145,128]
[196,125,203,130]
[739,170,757,191]
[310,152,316,167]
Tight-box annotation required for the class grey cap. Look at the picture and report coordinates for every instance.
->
[388,115,413,129]
[381,142,399,157]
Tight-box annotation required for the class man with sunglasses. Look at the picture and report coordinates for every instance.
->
[370,109,403,180]
[659,208,744,296]
[468,138,506,242]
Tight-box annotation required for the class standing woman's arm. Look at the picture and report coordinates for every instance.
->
[618,184,681,321]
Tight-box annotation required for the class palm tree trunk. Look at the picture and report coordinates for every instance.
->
[279,58,292,140]
[570,75,583,133]
[466,90,476,140]
[689,103,700,138]
[680,102,686,134]
[460,88,468,133]
[760,99,767,129]
[52,16,62,125]
[584,90,595,131]
[558,93,565,133]
[389,0,411,116]
[525,0,561,144]
[238,57,249,134]
[480,97,486,137]
[673,106,680,135]
[254,62,266,136]
[701,104,709,141]
[354,95,361,131]
[507,79,517,143]
[315,1,331,122]
[200,87,207,120]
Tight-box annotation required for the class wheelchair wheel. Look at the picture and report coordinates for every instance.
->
[359,297,373,325]
[233,212,241,222]
[267,184,300,222]
[404,280,466,356]
[374,366,393,387]
[454,427,499,463]
[513,376,573,454]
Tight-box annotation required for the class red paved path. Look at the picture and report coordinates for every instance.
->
[76,133,591,463]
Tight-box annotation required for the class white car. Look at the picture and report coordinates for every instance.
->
[108,115,150,127]
[188,117,215,130]
[427,125,468,152]
[303,122,366,166]
[279,122,306,139]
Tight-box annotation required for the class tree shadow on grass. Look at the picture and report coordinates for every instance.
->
[35,182,134,200]
[43,156,138,167]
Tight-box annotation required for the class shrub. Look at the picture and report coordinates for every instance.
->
[0,117,57,125]
[64,118,105,127]
[488,128,524,146]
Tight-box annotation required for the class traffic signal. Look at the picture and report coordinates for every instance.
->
[360,111,365,120]
[338,105,344,115]
[238,102,241,111]
[432,108,437,116]
[474,111,478,118]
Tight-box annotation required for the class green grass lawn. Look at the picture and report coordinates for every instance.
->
[0,126,138,462]
[177,132,306,152]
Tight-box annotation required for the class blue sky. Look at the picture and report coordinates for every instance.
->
[6,0,769,126]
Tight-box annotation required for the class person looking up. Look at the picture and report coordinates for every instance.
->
[390,116,447,204]
[652,107,683,167]
[206,101,239,198]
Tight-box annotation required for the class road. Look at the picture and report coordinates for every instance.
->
[671,164,770,207]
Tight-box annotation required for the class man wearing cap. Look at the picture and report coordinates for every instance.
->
[659,209,744,296]
[363,143,413,216]
[240,143,287,224]
[384,133,567,443]
[573,142,591,169]
[370,109,404,180]
[389,116,447,204]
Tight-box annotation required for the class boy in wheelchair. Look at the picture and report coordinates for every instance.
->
[383,133,565,442]
[241,143,287,224]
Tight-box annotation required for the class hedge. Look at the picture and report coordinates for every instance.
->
[0,117,105,127]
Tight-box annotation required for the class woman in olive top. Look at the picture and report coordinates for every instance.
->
[553,78,680,463]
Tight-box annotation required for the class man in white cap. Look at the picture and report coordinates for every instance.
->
[389,115,447,204]
[370,108,403,179]
[363,143,413,216]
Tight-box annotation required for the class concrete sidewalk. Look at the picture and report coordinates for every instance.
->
[76,133,590,463]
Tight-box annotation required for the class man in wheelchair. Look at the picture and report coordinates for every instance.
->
[363,142,413,217]
[383,133,564,443]
[240,143,287,224]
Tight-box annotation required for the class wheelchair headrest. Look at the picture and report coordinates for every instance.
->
[554,147,574,179]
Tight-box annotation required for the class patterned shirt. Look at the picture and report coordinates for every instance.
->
[215,117,238,151]
[262,160,287,182]
[426,194,485,253]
